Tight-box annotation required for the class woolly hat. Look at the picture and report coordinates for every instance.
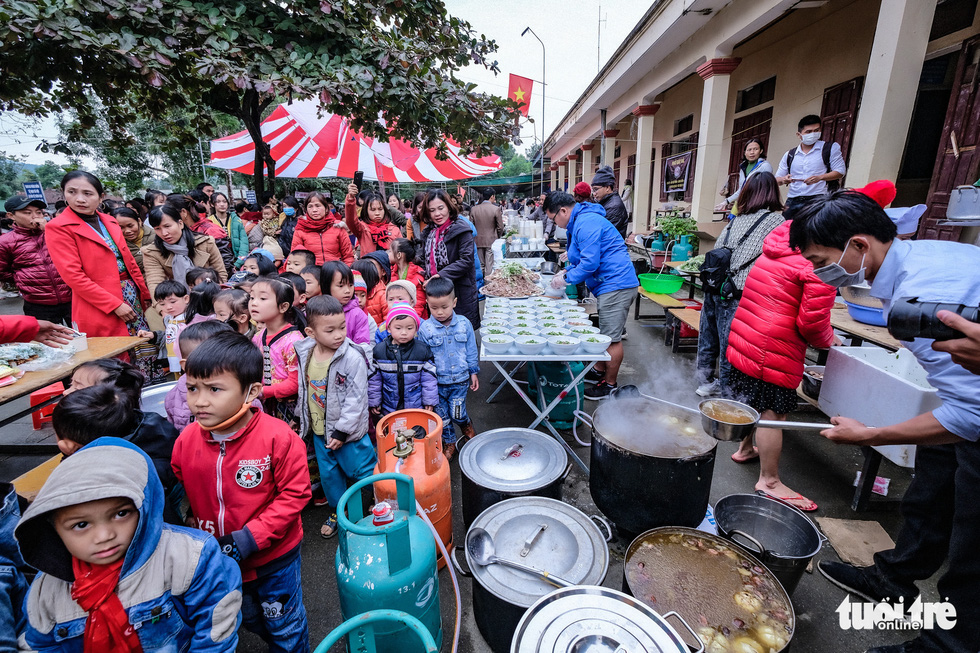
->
[854,180,897,209]
[591,165,616,188]
[352,270,367,292]
[385,302,420,330]
[573,181,592,198]
[386,279,418,304]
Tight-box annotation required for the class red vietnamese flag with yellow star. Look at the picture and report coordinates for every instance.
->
[508,74,534,117]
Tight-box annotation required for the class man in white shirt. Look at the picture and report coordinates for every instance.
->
[775,114,846,210]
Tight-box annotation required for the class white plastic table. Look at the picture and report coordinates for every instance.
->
[480,345,610,473]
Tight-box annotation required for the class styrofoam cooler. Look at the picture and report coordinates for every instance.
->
[819,347,941,468]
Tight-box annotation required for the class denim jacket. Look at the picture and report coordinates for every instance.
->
[0,482,28,651]
[418,313,479,385]
[16,438,243,652]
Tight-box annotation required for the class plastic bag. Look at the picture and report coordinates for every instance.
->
[0,342,76,372]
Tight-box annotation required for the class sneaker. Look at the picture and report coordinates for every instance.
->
[696,380,721,397]
[584,367,606,384]
[313,495,329,507]
[0,290,19,299]
[620,328,628,341]
[585,380,617,400]
[817,561,919,604]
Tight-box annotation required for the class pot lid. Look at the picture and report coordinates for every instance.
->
[467,497,608,607]
[512,586,688,653]
[459,428,567,492]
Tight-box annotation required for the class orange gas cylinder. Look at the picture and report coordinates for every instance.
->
[374,410,452,568]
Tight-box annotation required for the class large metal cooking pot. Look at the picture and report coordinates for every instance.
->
[452,497,609,653]
[459,428,570,529]
[624,527,795,653]
[714,493,825,596]
[511,586,702,653]
[580,396,717,535]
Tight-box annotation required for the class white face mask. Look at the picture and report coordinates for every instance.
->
[813,239,866,288]
[801,132,821,146]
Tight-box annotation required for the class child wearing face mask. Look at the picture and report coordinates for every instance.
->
[172,332,311,651]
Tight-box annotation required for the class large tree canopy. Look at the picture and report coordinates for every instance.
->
[0,0,522,196]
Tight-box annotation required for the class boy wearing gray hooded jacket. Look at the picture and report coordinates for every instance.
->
[294,295,375,538]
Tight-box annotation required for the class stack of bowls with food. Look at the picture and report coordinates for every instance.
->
[482,298,612,357]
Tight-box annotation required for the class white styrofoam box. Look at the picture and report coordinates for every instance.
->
[819,347,941,468]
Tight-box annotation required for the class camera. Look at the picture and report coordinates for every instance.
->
[887,297,980,341]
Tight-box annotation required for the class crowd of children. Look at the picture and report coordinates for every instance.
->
[1,182,486,651]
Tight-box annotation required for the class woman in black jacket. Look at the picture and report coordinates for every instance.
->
[419,189,480,330]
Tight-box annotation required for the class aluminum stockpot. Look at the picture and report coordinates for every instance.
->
[459,428,570,529]
[452,497,610,653]
[510,586,698,653]
[581,396,717,535]
[714,493,825,596]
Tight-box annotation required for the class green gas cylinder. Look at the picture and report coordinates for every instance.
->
[335,473,442,652]
[526,361,584,429]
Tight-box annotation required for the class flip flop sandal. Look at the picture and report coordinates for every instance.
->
[320,513,339,539]
[731,447,760,464]
[755,489,818,512]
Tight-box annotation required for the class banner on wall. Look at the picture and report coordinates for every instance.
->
[663,150,693,194]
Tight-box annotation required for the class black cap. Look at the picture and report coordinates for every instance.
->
[4,196,46,213]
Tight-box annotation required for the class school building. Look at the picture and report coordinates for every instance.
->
[544,0,980,245]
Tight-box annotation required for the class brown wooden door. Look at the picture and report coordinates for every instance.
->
[727,107,774,193]
[821,76,864,166]
[920,36,980,241]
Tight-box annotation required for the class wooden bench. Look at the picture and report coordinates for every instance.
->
[665,308,701,353]
[634,288,686,322]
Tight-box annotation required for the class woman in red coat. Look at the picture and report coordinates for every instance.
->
[725,220,837,511]
[290,191,354,265]
[344,185,402,255]
[46,171,155,373]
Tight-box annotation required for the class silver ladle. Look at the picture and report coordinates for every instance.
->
[465,527,574,588]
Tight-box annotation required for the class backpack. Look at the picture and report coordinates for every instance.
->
[785,141,840,192]
[699,212,774,300]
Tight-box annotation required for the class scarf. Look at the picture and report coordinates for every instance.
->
[164,240,193,288]
[366,220,396,250]
[71,558,143,653]
[296,214,333,233]
[425,221,452,276]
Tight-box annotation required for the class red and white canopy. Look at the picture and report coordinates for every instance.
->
[209,100,501,182]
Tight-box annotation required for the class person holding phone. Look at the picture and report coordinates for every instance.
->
[344,179,401,255]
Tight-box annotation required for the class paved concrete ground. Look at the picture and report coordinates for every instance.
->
[0,293,933,652]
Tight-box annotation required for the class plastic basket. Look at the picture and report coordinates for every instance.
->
[638,273,684,294]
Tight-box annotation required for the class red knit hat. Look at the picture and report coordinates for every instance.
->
[854,180,897,209]
[573,181,592,198]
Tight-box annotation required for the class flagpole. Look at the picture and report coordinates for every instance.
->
[522,27,545,196]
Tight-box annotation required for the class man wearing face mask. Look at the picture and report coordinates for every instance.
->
[775,115,846,211]
[789,190,980,653]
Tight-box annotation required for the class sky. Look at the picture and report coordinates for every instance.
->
[0,0,649,168]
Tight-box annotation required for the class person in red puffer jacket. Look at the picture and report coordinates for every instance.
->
[725,220,837,512]
[0,196,72,325]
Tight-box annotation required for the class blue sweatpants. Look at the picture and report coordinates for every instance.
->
[312,433,377,509]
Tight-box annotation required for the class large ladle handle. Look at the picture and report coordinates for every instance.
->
[757,419,831,432]
[493,557,575,588]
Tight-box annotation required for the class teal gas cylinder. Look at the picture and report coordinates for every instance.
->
[671,235,693,262]
[335,474,442,652]
[313,610,438,653]
[526,361,584,429]
[648,233,667,252]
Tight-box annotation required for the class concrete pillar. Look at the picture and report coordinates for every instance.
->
[691,57,741,225]
[602,129,618,171]
[567,155,579,187]
[632,104,660,234]
[558,161,567,192]
[581,144,594,182]
[847,0,939,187]
[549,166,558,192]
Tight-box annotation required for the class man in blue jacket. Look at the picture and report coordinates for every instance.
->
[545,192,638,399]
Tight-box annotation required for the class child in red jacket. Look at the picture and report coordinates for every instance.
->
[0,196,71,325]
[171,331,311,652]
